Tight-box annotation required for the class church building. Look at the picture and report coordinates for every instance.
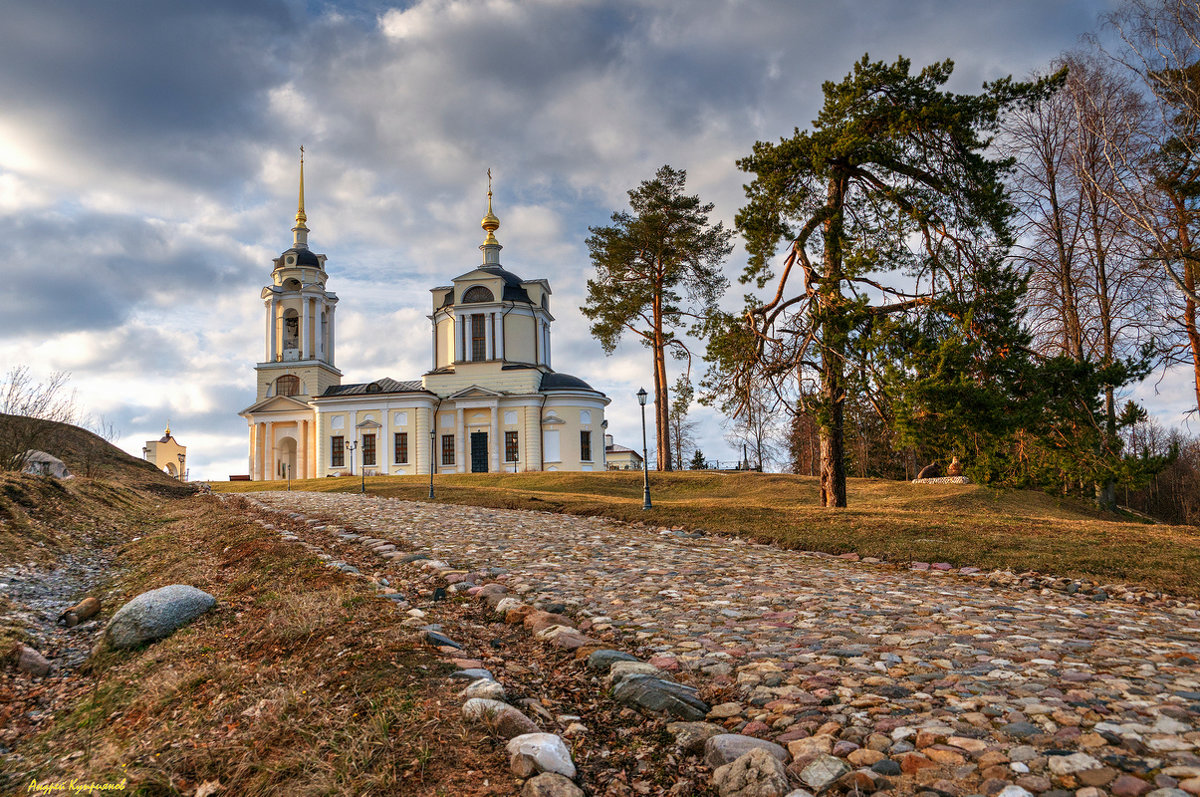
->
[239,160,609,480]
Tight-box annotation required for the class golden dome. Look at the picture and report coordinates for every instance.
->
[481,169,500,245]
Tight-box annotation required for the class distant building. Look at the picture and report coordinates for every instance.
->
[143,425,186,480]
[239,157,610,479]
[605,434,643,470]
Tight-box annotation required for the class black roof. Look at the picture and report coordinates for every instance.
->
[441,265,532,305]
[540,372,602,393]
[279,247,321,268]
[320,378,428,397]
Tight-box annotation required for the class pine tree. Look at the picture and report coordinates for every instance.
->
[711,55,1059,507]
[583,166,733,471]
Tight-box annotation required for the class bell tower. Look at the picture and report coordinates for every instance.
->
[255,148,342,401]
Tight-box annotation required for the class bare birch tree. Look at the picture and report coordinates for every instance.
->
[1086,0,1200,415]
[0,367,77,472]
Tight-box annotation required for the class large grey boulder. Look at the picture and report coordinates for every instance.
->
[711,748,790,797]
[586,648,639,673]
[705,734,790,768]
[507,733,576,779]
[667,721,727,754]
[521,773,584,797]
[22,450,71,479]
[103,585,216,649]
[612,673,709,721]
[13,644,51,677]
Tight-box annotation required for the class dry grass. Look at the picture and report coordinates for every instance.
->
[8,494,512,796]
[1,419,515,796]
[217,470,1200,596]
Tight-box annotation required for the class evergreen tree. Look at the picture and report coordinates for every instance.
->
[583,166,733,471]
[689,449,707,470]
[710,55,1059,507]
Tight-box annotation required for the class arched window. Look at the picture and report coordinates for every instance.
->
[462,285,494,303]
[275,375,301,396]
[282,308,299,349]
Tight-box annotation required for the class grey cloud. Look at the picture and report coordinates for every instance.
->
[1,210,253,337]
[0,0,295,191]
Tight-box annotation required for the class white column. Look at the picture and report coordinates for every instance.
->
[264,422,274,480]
[497,313,505,360]
[264,302,271,362]
[316,307,324,362]
[490,404,500,473]
[431,317,438,370]
[381,413,390,475]
[486,313,494,360]
[328,305,336,366]
[253,423,261,480]
[460,312,468,362]
[301,297,310,360]
[298,420,308,479]
[269,300,279,362]
[456,406,465,473]
[314,416,324,477]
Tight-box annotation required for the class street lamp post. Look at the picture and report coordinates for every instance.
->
[285,462,291,491]
[428,429,436,500]
[637,387,651,510]
[345,440,363,493]
[177,453,185,482]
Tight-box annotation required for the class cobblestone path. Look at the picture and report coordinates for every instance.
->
[253,491,1200,795]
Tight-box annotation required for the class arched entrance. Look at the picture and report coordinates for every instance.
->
[276,437,298,480]
[164,462,178,478]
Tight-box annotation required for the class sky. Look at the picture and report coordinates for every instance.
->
[5,0,1191,481]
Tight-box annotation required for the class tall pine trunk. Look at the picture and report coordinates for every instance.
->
[819,338,847,507]
[818,175,848,507]
[652,293,672,471]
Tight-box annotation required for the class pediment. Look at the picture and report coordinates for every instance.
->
[451,268,503,284]
[448,385,504,400]
[240,394,311,416]
[356,418,382,429]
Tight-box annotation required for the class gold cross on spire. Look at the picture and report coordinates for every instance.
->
[295,145,308,228]
[481,168,500,246]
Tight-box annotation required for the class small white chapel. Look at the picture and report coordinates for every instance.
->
[239,158,610,480]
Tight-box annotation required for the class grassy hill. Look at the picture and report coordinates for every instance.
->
[1,419,506,796]
[0,419,189,567]
[218,470,1200,596]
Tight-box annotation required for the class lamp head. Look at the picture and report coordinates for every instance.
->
[636,387,648,406]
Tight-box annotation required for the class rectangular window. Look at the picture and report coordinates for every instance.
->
[362,434,376,466]
[331,436,344,467]
[505,431,519,462]
[543,430,560,462]
[442,434,455,465]
[394,432,408,464]
[580,431,592,461]
[471,313,486,361]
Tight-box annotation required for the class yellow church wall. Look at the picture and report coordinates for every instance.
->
[503,313,537,363]
[422,362,541,397]
[541,398,606,472]
[435,316,456,369]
